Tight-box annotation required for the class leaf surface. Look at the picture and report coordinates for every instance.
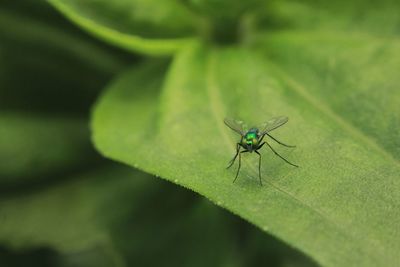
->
[0,114,97,184]
[254,31,400,160]
[92,44,400,267]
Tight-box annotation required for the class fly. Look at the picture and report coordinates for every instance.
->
[224,116,298,186]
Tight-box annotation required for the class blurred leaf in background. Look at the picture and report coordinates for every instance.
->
[0,0,128,265]
[0,0,133,187]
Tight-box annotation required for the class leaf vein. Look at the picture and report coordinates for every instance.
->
[268,62,400,167]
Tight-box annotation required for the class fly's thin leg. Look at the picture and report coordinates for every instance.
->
[227,143,241,169]
[266,133,296,148]
[255,150,263,186]
[262,142,299,167]
[233,151,248,183]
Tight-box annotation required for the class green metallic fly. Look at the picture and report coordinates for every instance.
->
[224,116,298,186]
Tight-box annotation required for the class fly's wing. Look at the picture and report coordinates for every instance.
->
[224,118,247,135]
[259,116,288,135]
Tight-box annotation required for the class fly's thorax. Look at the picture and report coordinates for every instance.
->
[241,128,260,151]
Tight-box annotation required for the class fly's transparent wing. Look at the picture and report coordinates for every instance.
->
[224,118,247,135]
[259,116,288,135]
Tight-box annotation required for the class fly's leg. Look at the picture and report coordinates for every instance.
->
[233,150,248,183]
[260,142,299,167]
[266,133,296,148]
[255,150,263,186]
[227,143,241,169]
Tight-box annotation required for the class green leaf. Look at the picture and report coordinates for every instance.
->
[0,166,132,266]
[259,0,400,36]
[92,44,400,267]
[184,0,264,22]
[47,0,199,55]
[253,31,400,160]
[0,7,127,75]
[0,3,133,184]
[0,114,98,184]
[0,6,133,114]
